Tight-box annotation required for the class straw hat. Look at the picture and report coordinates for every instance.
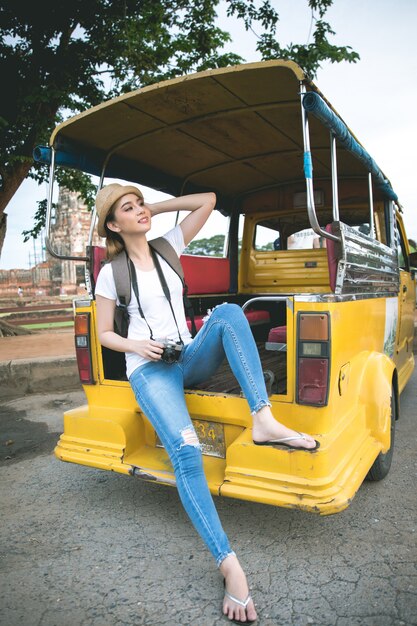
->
[96,183,143,237]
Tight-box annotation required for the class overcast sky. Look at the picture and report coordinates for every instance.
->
[1,0,416,269]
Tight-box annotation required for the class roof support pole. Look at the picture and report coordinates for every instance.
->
[330,133,340,222]
[44,147,56,258]
[299,83,340,243]
[45,148,89,261]
[86,161,109,248]
[368,173,375,238]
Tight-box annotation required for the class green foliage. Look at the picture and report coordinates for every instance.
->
[184,234,249,256]
[0,0,359,243]
[21,199,50,242]
[0,0,243,238]
[185,234,226,256]
[257,241,274,251]
[1,0,241,169]
[227,0,360,77]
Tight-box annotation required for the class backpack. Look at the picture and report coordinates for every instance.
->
[110,237,196,339]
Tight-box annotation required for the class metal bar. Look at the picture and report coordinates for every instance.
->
[242,296,290,312]
[86,161,109,248]
[44,150,89,261]
[299,85,340,243]
[44,147,56,257]
[331,133,340,221]
[84,162,109,297]
[368,173,375,238]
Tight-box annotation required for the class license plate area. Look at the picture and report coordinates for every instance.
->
[156,419,225,458]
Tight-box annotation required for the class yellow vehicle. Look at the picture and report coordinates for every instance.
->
[35,60,416,514]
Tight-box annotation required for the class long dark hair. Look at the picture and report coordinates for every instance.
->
[104,217,125,260]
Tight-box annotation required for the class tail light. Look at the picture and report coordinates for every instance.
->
[297,312,330,406]
[74,313,95,384]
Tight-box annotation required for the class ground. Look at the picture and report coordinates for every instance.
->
[0,328,75,361]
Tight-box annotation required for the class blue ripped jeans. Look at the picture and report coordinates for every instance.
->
[129,303,271,566]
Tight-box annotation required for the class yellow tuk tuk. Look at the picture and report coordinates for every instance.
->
[35,60,416,514]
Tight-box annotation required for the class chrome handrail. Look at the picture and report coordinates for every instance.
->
[45,146,89,261]
[299,83,340,244]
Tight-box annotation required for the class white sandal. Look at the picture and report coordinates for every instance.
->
[224,589,256,624]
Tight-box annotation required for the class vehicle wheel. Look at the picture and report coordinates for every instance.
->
[366,387,396,481]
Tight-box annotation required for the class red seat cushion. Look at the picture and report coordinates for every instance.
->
[90,249,231,295]
[91,246,107,287]
[244,309,270,325]
[180,255,230,294]
[268,325,287,343]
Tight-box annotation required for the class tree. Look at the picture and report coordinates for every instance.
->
[185,234,226,256]
[0,0,359,256]
[228,0,359,77]
[0,0,242,253]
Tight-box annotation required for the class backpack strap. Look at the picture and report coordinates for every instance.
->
[148,237,184,281]
[110,250,131,338]
[149,237,197,337]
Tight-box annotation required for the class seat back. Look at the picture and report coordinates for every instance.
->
[268,326,287,343]
[88,246,107,294]
[89,247,230,296]
[180,255,230,294]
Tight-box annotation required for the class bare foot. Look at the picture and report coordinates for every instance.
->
[252,407,318,450]
[220,554,257,623]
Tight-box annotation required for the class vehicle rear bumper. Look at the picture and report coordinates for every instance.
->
[55,400,381,516]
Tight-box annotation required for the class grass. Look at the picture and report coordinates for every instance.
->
[21,321,74,330]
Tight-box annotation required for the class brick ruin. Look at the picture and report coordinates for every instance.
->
[0,188,100,298]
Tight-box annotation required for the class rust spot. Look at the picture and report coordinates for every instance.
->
[130,466,158,481]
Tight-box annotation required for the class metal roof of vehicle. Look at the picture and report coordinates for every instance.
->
[48,60,392,203]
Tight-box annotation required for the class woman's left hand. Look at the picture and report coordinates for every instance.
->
[148,192,216,245]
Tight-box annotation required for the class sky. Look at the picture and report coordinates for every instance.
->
[1,0,416,269]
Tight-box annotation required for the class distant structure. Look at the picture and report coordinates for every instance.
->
[0,188,100,298]
[48,187,101,295]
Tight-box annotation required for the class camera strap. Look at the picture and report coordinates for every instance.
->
[129,252,184,345]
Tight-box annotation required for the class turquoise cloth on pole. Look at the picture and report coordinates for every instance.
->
[302,92,398,201]
[33,145,102,178]
[303,151,313,179]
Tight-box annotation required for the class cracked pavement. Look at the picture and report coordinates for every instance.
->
[0,368,416,626]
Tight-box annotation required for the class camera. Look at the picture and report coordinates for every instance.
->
[161,339,183,364]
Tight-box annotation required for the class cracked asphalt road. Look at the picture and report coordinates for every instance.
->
[1,369,416,626]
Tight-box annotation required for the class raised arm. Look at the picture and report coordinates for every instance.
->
[148,192,216,246]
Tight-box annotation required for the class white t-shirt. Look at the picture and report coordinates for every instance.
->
[95,226,192,378]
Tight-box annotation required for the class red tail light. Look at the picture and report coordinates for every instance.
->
[297,313,330,406]
[74,313,95,384]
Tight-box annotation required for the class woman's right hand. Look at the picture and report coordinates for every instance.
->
[129,339,164,361]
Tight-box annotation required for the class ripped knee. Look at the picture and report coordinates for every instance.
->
[178,426,201,450]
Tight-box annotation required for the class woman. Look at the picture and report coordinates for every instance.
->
[94,183,318,624]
